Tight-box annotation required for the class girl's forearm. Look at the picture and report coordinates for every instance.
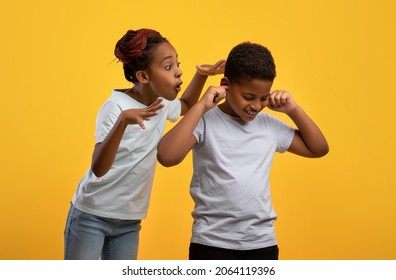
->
[91,117,128,177]
[179,71,208,115]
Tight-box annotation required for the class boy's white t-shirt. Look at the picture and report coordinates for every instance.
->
[191,106,295,250]
[72,90,181,220]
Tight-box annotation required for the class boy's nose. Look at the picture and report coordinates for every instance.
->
[251,100,262,110]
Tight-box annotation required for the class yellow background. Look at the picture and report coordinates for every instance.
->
[1,0,395,260]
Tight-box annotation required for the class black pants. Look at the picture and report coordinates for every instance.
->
[189,243,279,260]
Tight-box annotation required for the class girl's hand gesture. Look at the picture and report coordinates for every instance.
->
[196,59,226,76]
[267,90,297,115]
[121,98,164,129]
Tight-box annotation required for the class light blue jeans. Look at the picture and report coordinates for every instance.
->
[64,204,141,260]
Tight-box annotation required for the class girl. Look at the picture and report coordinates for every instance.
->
[64,28,225,260]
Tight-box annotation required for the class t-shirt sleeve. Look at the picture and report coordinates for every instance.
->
[165,99,181,122]
[94,101,122,143]
[192,116,205,145]
[268,115,295,153]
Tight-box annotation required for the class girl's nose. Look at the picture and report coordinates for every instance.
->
[176,67,182,77]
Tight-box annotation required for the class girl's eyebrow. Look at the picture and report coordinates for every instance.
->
[161,56,173,63]
[161,54,178,63]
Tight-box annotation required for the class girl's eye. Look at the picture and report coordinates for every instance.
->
[165,62,181,70]
[261,96,269,101]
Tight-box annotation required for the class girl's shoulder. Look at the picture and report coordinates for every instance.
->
[108,90,146,110]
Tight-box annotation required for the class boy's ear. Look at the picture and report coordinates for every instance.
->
[220,77,230,86]
[136,70,149,84]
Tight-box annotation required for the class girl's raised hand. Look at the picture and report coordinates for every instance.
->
[196,59,226,76]
[121,98,164,129]
[267,90,297,114]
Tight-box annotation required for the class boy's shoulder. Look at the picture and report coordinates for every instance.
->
[203,107,276,123]
[257,111,282,122]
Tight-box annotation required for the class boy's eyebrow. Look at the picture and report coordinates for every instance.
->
[243,92,256,96]
[243,92,272,98]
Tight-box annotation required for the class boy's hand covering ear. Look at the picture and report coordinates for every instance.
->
[199,86,227,111]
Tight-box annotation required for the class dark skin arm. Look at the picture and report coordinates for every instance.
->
[91,60,226,177]
[267,90,329,157]
[157,86,227,167]
[179,60,225,115]
[91,99,164,177]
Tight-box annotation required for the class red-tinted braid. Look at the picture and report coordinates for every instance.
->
[114,29,161,63]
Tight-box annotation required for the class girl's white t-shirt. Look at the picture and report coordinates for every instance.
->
[72,90,181,220]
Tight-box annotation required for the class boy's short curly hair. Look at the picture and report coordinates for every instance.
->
[224,42,276,84]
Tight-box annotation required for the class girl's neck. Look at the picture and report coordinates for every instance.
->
[124,86,158,106]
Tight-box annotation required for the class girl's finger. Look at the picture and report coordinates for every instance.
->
[147,100,164,111]
[138,120,146,129]
[148,98,163,107]
[213,59,226,68]
[142,110,159,118]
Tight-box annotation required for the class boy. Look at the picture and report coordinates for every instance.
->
[157,42,329,260]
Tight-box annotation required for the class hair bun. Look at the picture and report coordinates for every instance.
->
[114,29,161,64]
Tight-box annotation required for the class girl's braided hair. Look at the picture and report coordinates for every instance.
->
[114,29,168,83]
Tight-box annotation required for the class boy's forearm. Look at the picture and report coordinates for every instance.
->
[287,105,329,156]
[179,71,208,115]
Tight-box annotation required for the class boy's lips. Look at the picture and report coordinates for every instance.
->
[245,109,258,117]
[246,109,258,115]
[242,108,260,121]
